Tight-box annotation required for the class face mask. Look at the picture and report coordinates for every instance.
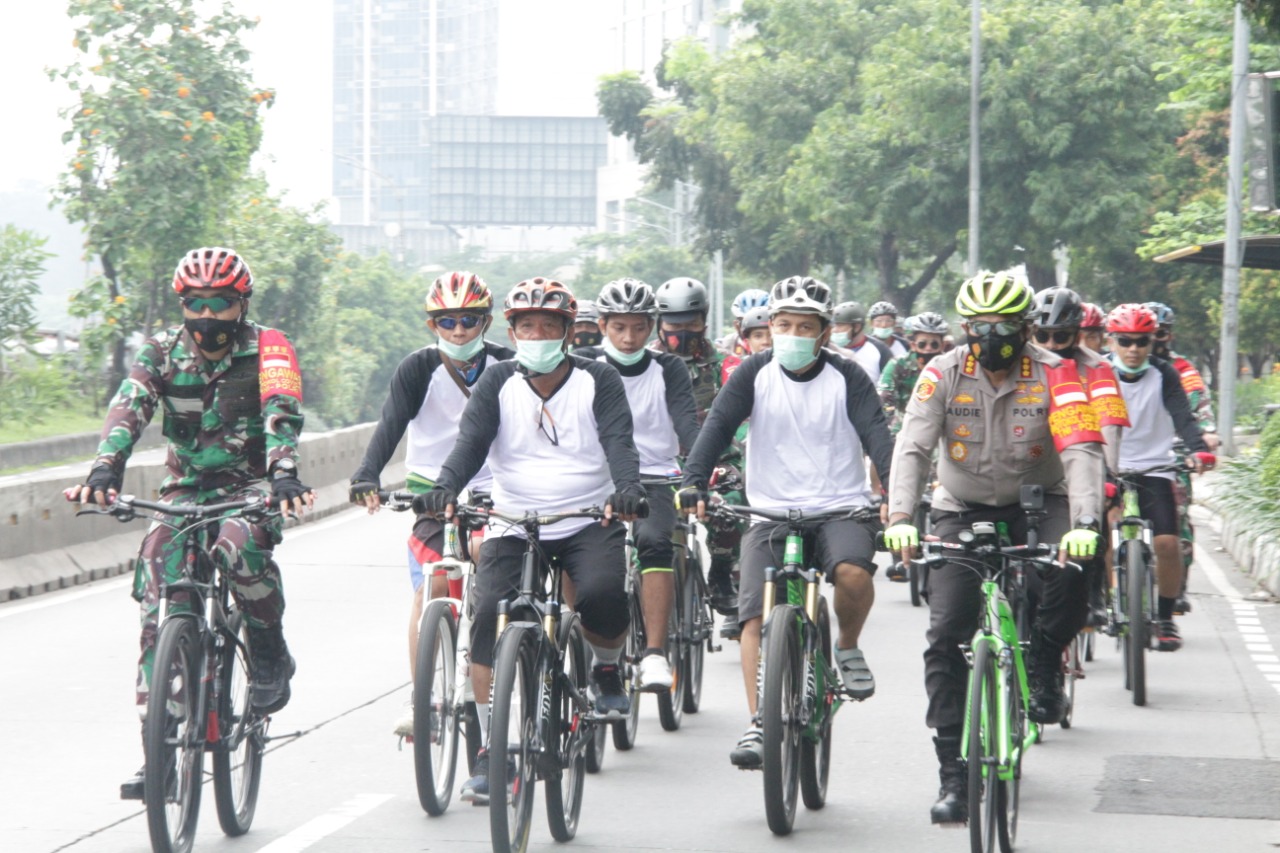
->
[1112,356,1150,377]
[185,317,239,352]
[1152,339,1170,358]
[572,330,602,348]
[871,326,895,340]
[663,329,703,358]
[515,338,567,375]
[772,333,821,372]
[438,334,485,362]
[603,338,646,366]
[831,332,852,348]
[1053,345,1078,360]
[966,331,1023,372]
[916,350,940,365]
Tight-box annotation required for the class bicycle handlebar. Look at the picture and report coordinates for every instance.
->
[914,538,1080,573]
[75,493,278,524]
[706,503,879,526]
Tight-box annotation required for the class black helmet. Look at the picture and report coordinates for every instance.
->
[1031,287,1084,329]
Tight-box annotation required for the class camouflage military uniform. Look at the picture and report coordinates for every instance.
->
[94,320,304,704]
[877,354,922,435]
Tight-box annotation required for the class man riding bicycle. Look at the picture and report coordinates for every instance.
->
[716,288,771,357]
[677,275,895,770]
[68,247,314,800]
[884,270,1104,826]
[348,271,513,737]
[830,300,894,382]
[868,300,910,358]
[878,311,950,436]
[416,277,648,804]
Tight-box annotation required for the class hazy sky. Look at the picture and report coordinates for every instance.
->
[3,1,610,209]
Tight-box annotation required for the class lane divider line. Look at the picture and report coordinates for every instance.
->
[254,793,393,853]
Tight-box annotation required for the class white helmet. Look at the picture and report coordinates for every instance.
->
[768,276,833,321]
[731,288,770,319]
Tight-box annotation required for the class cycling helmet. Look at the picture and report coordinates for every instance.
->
[955,269,1032,318]
[503,277,577,322]
[907,311,949,336]
[1105,303,1158,335]
[574,300,600,324]
[768,276,833,320]
[731,288,770,319]
[740,305,771,334]
[655,277,709,318]
[425,271,492,315]
[1031,286,1083,329]
[832,302,866,325]
[173,247,253,295]
[1079,302,1105,330]
[1144,301,1176,326]
[868,300,898,319]
[596,277,657,317]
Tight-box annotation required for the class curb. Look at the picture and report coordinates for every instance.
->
[1198,474,1280,599]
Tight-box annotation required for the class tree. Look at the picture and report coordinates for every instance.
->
[0,225,52,372]
[51,0,272,389]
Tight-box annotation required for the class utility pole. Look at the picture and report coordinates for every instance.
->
[1220,3,1249,456]
[967,0,981,276]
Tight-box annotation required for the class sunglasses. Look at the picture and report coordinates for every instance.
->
[1114,335,1151,349]
[435,314,484,330]
[1034,329,1076,345]
[966,320,1023,337]
[535,401,559,447]
[181,295,240,313]
[1155,329,1172,340]
[913,339,943,352]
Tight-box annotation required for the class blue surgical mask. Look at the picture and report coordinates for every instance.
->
[1112,356,1150,377]
[437,335,485,362]
[831,331,852,348]
[515,339,567,375]
[603,338,646,366]
[772,333,821,372]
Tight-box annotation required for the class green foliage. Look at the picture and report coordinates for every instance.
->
[0,355,91,428]
[0,225,52,359]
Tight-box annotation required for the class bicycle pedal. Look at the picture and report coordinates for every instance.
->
[710,643,723,653]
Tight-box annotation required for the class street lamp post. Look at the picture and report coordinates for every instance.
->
[968,0,981,276]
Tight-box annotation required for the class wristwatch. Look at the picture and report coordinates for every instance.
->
[272,460,297,480]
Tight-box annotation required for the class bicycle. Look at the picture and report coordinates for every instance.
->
[78,494,287,853]
[707,502,880,837]
[478,506,610,853]
[907,486,935,607]
[378,490,487,816]
[911,485,1076,853]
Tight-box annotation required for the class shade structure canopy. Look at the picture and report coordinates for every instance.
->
[1153,235,1280,270]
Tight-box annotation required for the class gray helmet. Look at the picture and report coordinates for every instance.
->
[768,276,833,320]
[574,299,600,324]
[1031,287,1083,329]
[906,311,949,336]
[868,300,898,319]
[1144,301,1175,327]
[596,277,656,317]
[655,277,709,319]
[740,305,771,334]
[832,301,866,325]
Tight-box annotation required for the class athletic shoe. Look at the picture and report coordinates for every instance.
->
[120,767,145,800]
[885,562,908,582]
[1155,619,1182,652]
[637,652,673,693]
[460,748,490,804]
[591,663,631,716]
[392,700,413,739]
[730,722,764,769]
[834,647,875,699]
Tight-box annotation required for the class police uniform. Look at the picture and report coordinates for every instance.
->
[887,344,1104,731]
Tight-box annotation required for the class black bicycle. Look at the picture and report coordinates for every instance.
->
[79,494,284,853]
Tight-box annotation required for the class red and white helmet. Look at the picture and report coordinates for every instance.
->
[1079,302,1105,330]
[426,271,493,315]
[1105,303,1158,335]
[503,277,577,322]
[172,247,253,295]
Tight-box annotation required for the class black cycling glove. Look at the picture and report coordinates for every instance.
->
[413,487,457,517]
[674,486,708,513]
[608,489,649,519]
[83,463,121,502]
[271,474,312,506]
[349,479,380,503]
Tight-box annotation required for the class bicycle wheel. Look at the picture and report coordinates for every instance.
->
[144,616,205,853]
[212,612,262,837]
[909,505,927,607]
[657,562,687,732]
[999,648,1024,853]
[488,625,539,853]
[799,599,832,810]
[612,592,644,751]
[584,712,608,773]
[681,550,708,715]
[760,606,803,836]
[1126,543,1147,707]
[413,599,459,816]
[1060,634,1081,730]
[967,641,1003,853]
[546,615,588,842]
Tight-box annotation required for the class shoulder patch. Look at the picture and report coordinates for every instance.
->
[915,365,943,402]
[259,329,302,402]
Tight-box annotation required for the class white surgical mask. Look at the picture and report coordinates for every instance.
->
[437,335,485,362]
[771,333,821,372]
[831,331,852,348]
[515,339,566,375]
[871,326,895,340]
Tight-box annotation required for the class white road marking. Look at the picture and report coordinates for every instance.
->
[1252,654,1280,663]
[1195,539,1279,698]
[254,793,393,853]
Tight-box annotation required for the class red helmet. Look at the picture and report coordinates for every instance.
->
[1079,302,1105,330]
[1105,303,1157,335]
[172,247,253,295]
[503,277,577,321]
[426,271,493,315]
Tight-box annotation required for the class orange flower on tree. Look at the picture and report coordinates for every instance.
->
[138,87,150,98]
[201,111,215,122]
[182,134,192,142]
[177,86,190,98]
[81,107,93,116]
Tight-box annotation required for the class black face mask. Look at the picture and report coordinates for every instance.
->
[1152,339,1171,359]
[915,350,940,366]
[1053,345,1078,360]
[663,329,704,358]
[571,330,602,348]
[185,317,240,352]
[966,331,1024,372]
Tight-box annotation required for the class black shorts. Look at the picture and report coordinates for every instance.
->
[1132,475,1178,537]
[633,481,677,569]
[736,517,878,622]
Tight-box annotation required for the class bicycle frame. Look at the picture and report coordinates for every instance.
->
[1111,478,1154,634]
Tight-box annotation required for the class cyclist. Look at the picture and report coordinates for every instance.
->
[1031,286,1131,626]
[884,270,1104,825]
[738,305,773,355]
[878,311,949,436]
[716,287,771,356]
[1078,301,1107,354]
[650,276,744,615]
[347,272,512,737]
[416,277,648,804]
[677,276,894,768]
[570,299,603,350]
[68,247,314,800]
[589,277,700,691]
[831,301,894,382]
[868,300,910,358]
[1105,304,1212,652]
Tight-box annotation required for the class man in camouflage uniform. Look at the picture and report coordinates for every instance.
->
[650,276,744,616]
[877,312,950,435]
[70,247,312,800]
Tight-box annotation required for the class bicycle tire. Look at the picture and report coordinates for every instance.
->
[488,624,539,853]
[1126,543,1147,707]
[612,590,644,751]
[999,645,1023,853]
[681,549,708,715]
[657,559,687,732]
[967,640,1002,853]
[546,614,589,842]
[413,599,459,816]
[909,504,927,607]
[760,606,803,836]
[584,712,608,773]
[799,599,833,810]
[212,612,262,837]
[144,616,205,853]
[1060,634,1080,731]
